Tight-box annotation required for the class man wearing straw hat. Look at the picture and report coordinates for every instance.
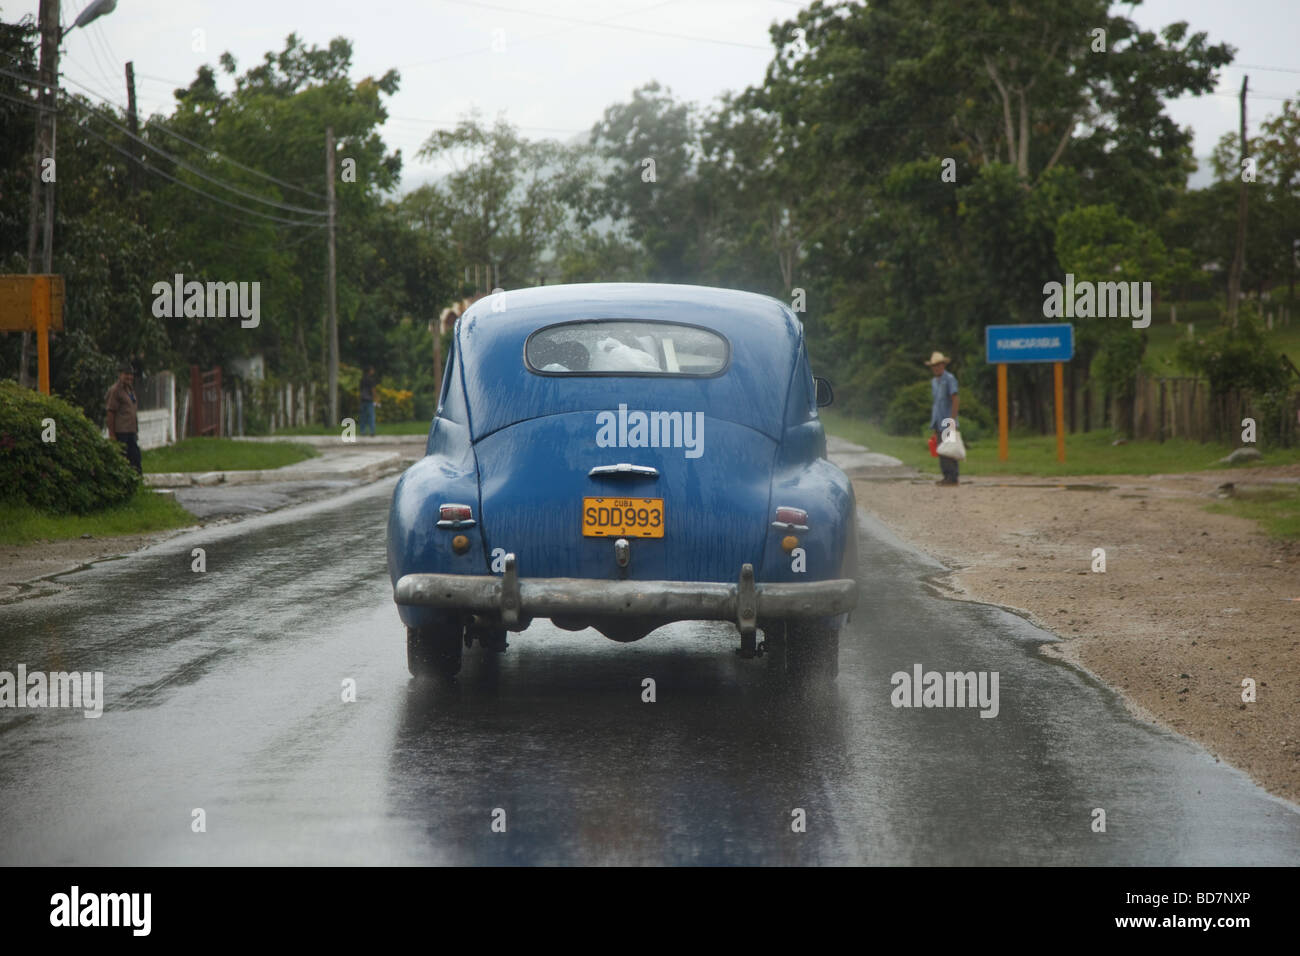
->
[926,350,960,486]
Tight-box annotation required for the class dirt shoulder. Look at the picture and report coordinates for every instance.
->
[852,465,1300,806]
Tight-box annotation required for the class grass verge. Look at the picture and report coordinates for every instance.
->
[820,408,1300,477]
[142,437,318,473]
[0,488,195,545]
[1205,486,1300,539]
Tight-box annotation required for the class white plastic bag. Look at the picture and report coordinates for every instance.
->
[590,337,661,372]
[936,427,966,460]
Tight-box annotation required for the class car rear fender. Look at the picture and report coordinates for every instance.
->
[759,437,856,586]
[387,416,489,629]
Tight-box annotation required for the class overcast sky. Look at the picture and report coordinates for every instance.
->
[12,0,1300,192]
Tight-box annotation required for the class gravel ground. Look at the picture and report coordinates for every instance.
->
[853,465,1300,806]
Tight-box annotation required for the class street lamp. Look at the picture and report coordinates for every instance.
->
[64,0,118,39]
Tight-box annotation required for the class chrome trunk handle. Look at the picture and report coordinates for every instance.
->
[588,463,659,479]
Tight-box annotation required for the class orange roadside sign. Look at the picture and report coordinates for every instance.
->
[0,274,64,332]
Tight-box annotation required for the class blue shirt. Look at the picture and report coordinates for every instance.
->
[930,370,958,430]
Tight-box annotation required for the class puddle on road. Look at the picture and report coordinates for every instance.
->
[982,483,1116,492]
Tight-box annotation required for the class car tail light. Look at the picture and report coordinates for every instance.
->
[437,503,476,528]
[772,506,809,530]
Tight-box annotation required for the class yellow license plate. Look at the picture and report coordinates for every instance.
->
[582,497,664,538]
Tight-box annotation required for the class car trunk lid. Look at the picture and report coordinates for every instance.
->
[473,411,776,582]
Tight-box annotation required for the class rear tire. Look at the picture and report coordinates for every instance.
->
[407,621,464,679]
[784,619,839,683]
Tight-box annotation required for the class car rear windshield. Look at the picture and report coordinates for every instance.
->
[525,320,729,376]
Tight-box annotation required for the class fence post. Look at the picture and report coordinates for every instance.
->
[189,365,201,436]
[178,386,190,441]
[1157,380,1166,443]
[164,371,176,444]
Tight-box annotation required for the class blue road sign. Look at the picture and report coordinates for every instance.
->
[986,323,1074,364]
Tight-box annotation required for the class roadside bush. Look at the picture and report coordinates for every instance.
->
[884,381,936,436]
[883,378,993,441]
[0,380,138,513]
[1252,384,1299,448]
[1176,313,1288,395]
[1178,314,1295,447]
[337,364,362,424]
[375,385,414,423]
[854,357,931,421]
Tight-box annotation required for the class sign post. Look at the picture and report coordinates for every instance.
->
[996,362,1009,461]
[0,274,64,395]
[1053,361,1066,463]
[985,323,1074,464]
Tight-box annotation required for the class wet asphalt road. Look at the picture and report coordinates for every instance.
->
[1,477,1298,865]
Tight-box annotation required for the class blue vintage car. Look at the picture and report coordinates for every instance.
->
[387,283,858,680]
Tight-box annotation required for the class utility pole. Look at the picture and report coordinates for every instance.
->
[1227,75,1249,329]
[325,126,339,425]
[124,60,139,195]
[21,0,59,388]
[37,1,57,278]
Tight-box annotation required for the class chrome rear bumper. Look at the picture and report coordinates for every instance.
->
[394,555,856,635]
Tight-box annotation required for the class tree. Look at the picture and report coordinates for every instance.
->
[586,82,722,283]
[1211,93,1300,302]
[1055,203,1169,435]
[411,113,573,287]
[153,35,407,382]
[740,0,1233,428]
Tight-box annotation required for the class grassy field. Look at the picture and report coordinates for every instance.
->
[1136,300,1299,376]
[0,488,195,545]
[820,408,1300,477]
[273,419,431,436]
[1206,485,1300,539]
[142,438,318,473]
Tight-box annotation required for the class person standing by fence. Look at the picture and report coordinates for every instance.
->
[359,366,378,437]
[106,363,142,475]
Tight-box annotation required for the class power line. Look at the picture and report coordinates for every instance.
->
[400,0,689,69]
[1,48,328,202]
[55,73,327,215]
[143,118,329,202]
[83,23,121,100]
[31,69,330,216]
[1229,63,1300,76]
[0,88,54,113]
[92,19,128,77]
[133,70,192,87]
[62,43,118,105]
[62,100,328,228]
[11,51,1295,169]
[384,114,587,135]
[101,68,331,200]
[434,0,768,51]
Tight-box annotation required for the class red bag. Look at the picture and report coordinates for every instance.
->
[928,434,939,457]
